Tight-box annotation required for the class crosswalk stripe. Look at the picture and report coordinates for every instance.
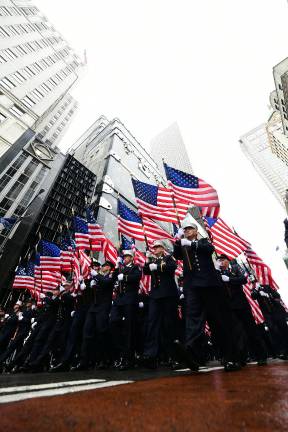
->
[0,380,133,404]
[0,379,105,395]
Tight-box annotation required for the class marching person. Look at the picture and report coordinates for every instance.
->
[141,240,178,369]
[173,216,241,372]
[72,261,116,371]
[51,260,102,372]
[218,254,267,365]
[0,299,35,372]
[252,283,288,359]
[110,249,142,370]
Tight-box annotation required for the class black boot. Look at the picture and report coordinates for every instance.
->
[224,361,242,372]
[50,361,70,373]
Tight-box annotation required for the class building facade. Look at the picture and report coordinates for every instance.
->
[150,122,193,177]
[272,57,288,136]
[0,0,85,298]
[240,122,288,208]
[70,116,168,246]
[34,154,96,243]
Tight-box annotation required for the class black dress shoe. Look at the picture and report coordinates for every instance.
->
[118,359,134,371]
[224,362,242,372]
[50,362,70,373]
[173,341,199,372]
[70,362,88,371]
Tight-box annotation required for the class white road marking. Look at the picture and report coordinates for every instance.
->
[0,380,133,404]
[0,379,105,395]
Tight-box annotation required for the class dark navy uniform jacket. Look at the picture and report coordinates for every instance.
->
[91,272,116,305]
[220,263,248,310]
[173,238,221,288]
[113,264,142,306]
[143,254,178,299]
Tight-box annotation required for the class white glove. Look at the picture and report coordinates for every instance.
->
[260,291,269,298]
[59,285,65,293]
[180,293,185,300]
[32,322,37,329]
[91,269,97,277]
[79,275,83,282]
[118,274,124,281]
[71,310,75,318]
[39,293,46,299]
[149,263,158,271]
[31,318,35,324]
[181,238,192,247]
[80,282,86,291]
[18,312,23,321]
[4,314,9,319]
[221,275,230,282]
[71,292,78,298]
[117,257,122,264]
[90,280,96,287]
[139,301,144,308]
[175,228,184,239]
[146,251,153,258]
[214,260,221,270]
[31,305,36,310]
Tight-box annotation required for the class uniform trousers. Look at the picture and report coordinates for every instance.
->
[143,297,178,359]
[185,285,240,363]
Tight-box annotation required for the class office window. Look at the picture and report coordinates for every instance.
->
[0,26,10,37]
[9,104,25,118]
[0,112,7,123]
[16,45,27,56]
[0,77,16,90]
[13,71,26,84]
[21,96,35,108]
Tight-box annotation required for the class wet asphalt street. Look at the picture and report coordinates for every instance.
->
[0,360,287,431]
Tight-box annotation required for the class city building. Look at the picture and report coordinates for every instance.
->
[240,122,288,208]
[272,57,288,136]
[70,116,168,246]
[265,110,288,167]
[33,154,96,243]
[150,122,193,177]
[0,0,85,298]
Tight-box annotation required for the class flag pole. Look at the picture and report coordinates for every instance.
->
[162,158,192,271]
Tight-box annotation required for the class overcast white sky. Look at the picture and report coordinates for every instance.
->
[35,0,288,301]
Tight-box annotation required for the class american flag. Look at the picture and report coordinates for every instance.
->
[233,231,280,291]
[118,199,145,241]
[39,240,61,272]
[0,217,16,232]
[86,207,105,250]
[204,217,247,259]
[164,163,220,218]
[132,178,178,223]
[121,235,134,251]
[74,216,92,250]
[142,217,174,244]
[34,267,62,292]
[243,281,264,324]
[244,247,279,291]
[60,236,76,272]
[71,252,81,291]
[78,249,91,279]
[12,265,30,290]
[102,236,118,265]
[132,246,151,294]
